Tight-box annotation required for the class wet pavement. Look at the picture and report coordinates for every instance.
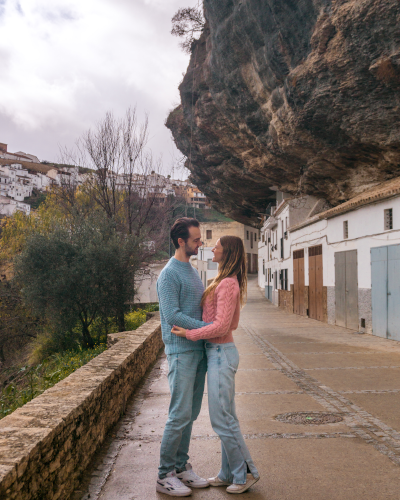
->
[75,277,400,500]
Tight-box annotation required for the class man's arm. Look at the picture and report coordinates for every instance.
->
[157,272,210,330]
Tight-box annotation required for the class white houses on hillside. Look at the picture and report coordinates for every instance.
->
[258,178,400,341]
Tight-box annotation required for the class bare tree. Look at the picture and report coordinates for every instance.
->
[57,109,179,330]
[171,7,205,53]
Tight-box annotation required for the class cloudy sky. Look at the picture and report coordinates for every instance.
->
[0,0,199,177]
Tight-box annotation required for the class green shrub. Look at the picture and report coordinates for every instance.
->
[1,303,156,419]
[125,309,147,331]
[1,344,106,419]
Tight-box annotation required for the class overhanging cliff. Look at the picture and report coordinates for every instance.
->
[166,0,400,226]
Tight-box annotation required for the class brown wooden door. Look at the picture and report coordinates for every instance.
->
[252,254,258,274]
[293,249,305,315]
[247,253,251,273]
[309,245,323,320]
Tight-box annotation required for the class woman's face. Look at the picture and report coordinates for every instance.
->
[212,239,224,263]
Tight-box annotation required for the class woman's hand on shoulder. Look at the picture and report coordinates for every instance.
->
[171,325,187,338]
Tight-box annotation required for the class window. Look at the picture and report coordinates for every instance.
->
[262,260,265,274]
[262,234,265,243]
[250,232,253,249]
[280,269,288,290]
[207,259,217,270]
[384,208,393,230]
[343,220,349,239]
[246,231,249,240]
[206,230,212,239]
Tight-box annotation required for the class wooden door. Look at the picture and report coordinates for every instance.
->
[246,253,251,273]
[335,251,346,327]
[371,244,400,340]
[309,245,323,320]
[293,249,305,315]
[252,254,258,274]
[387,245,400,340]
[345,250,359,330]
[371,246,388,338]
[335,250,358,329]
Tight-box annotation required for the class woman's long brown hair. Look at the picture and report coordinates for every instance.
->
[201,235,247,307]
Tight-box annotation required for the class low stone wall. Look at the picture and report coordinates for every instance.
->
[0,313,163,500]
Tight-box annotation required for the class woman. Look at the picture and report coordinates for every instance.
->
[171,235,260,494]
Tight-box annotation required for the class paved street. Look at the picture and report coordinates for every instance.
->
[77,277,400,500]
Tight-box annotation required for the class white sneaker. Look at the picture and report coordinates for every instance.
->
[226,474,259,494]
[156,471,192,496]
[208,475,231,487]
[176,463,210,488]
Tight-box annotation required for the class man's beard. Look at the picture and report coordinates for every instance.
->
[185,244,198,257]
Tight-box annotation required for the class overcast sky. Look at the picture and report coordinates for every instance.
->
[0,0,199,178]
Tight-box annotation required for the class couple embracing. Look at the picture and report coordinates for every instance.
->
[156,217,260,497]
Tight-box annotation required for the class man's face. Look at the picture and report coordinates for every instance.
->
[182,226,202,257]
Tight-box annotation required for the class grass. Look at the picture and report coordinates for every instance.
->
[0,305,158,420]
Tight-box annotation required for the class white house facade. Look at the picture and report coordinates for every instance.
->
[197,221,260,288]
[258,178,400,341]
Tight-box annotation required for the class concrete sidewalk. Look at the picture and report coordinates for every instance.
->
[77,278,400,500]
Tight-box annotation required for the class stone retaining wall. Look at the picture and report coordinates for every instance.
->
[0,313,163,500]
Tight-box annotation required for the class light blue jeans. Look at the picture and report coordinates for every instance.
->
[206,342,259,485]
[158,349,207,478]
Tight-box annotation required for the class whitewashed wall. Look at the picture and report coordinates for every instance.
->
[258,195,400,333]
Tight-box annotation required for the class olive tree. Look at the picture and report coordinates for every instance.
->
[14,214,142,349]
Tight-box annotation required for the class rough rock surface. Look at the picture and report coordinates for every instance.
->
[166,0,400,225]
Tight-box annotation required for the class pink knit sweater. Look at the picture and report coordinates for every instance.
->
[186,276,240,343]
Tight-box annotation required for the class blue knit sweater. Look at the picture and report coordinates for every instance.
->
[157,257,209,354]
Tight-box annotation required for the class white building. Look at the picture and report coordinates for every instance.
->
[258,177,400,340]
[197,221,260,288]
[0,195,31,216]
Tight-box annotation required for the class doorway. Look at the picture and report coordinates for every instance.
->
[293,249,305,315]
[309,245,323,321]
[335,250,359,330]
[371,244,400,340]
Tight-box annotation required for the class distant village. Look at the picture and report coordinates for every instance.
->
[0,142,209,217]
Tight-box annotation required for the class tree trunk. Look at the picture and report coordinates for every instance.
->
[117,307,125,332]
[81,323,95,349]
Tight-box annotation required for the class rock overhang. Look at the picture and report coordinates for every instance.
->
[166,0,400,226]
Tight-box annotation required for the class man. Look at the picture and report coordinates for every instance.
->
[156,218,211,497]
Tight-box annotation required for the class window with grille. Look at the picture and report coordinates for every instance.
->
[206,230,212,239]
[343,220,349,239]
[384,209,393,230]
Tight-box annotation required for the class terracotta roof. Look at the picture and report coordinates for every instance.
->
[318,177,400,220]
[289,177,400,233]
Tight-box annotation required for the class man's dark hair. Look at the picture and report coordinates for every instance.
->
[171,218,200,249]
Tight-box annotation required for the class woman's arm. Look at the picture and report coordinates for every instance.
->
[179,278,239,341]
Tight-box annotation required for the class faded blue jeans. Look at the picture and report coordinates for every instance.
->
[206,342,259,485]
[158,349,207,478]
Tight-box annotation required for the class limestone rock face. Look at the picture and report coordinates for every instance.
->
[166,0,400,226]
